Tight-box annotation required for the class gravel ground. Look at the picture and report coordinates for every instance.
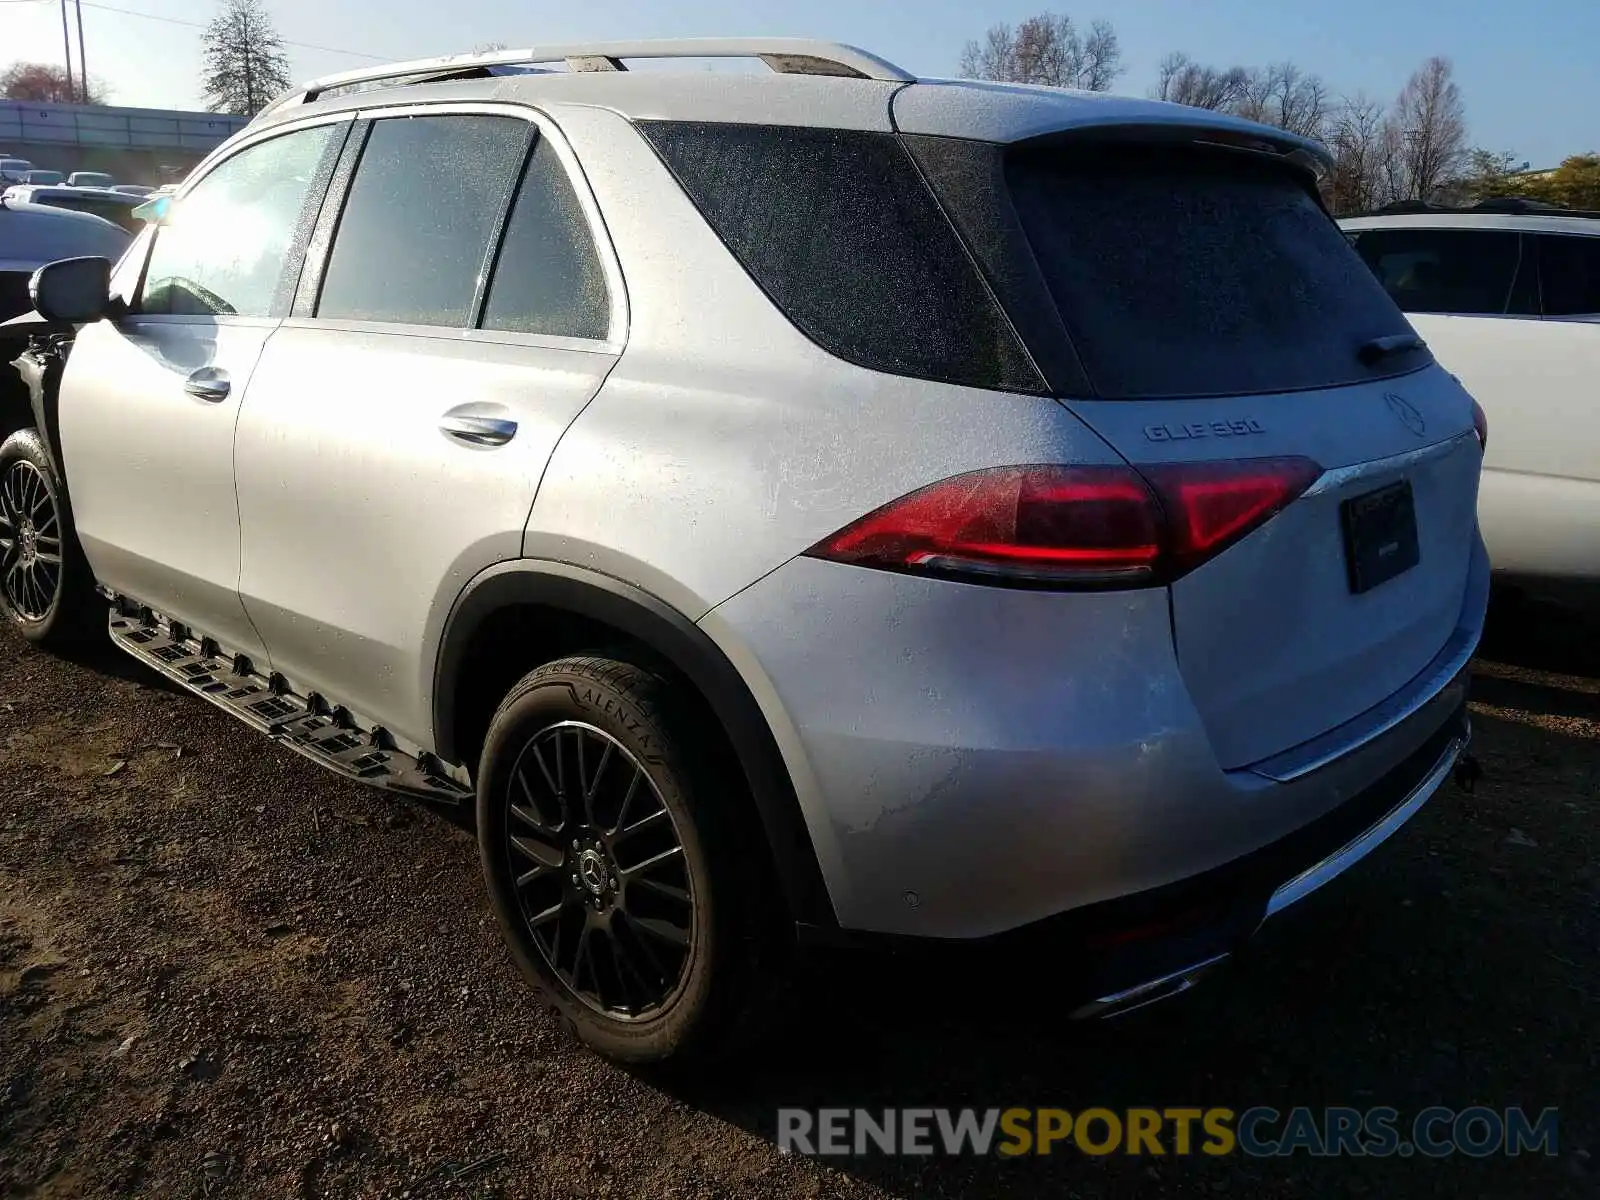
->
[1,595,1596,1199]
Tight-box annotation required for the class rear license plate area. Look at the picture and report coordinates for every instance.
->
[1341,480,1419,594]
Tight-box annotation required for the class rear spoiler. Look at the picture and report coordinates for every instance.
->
[1007,120,1331,181]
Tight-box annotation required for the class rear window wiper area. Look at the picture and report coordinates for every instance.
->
[1358,333,1429,364]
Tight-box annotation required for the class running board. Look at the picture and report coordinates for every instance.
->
[107,605,471,807]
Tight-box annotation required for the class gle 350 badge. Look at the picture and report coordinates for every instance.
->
[1145,418,1266,442]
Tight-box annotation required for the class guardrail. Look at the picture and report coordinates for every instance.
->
[0,100,248,154]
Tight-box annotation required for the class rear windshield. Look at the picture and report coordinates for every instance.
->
[39,196,131,223]
[1004,143,1425,399]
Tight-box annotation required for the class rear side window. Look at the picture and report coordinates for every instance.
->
[1008,145,1422,399]
[1349,227,1537,316]
[1537,233,1600,316]
[318,115,529,327]
[480,138,610,340]
[638,121,1042,394]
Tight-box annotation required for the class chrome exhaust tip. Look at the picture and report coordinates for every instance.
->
[1069,952,1231,1021]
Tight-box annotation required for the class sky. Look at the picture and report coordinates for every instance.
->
[3,0,1595,167]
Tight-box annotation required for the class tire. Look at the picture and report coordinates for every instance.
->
[476,654,785,1066]
[0,428,101,649]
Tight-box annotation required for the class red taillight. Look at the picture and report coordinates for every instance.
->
[805,457,1322,589]
[1141,457,1324,578]
[1471,399,1488,451]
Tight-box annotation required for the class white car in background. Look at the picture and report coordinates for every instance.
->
[0,183,145,233]
[1343,200,1600,582]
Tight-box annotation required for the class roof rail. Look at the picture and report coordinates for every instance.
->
[260,38,915,117]
[1468,196,1600,217]
[1352,197,1600,221]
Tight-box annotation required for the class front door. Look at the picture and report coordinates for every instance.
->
[59,120,346,658]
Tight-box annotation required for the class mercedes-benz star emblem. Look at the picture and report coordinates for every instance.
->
[578,849,608,895]
[1385,392,1426,437]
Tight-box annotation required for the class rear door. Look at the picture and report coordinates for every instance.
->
[999,143,1482,769]
[234,108,622,748]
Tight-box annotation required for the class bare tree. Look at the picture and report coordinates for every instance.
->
[1378,115,1410,204]
[960,13,1124,91]
[1155,55,1328,139]
[1233,62,1330,140]
[1153,52,1248,111]
[1076,19,1122,92]
[1,61,108,104]
[1390,56,1468,202]
[1325,92,1392,214]
[200,0,292,116]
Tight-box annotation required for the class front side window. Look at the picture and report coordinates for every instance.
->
[140,123,340,318]
[1350,228,1529,317]
[316,114,529,327]
[1537,233,1600,316]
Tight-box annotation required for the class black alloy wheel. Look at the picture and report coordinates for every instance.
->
[504,719,696,1019]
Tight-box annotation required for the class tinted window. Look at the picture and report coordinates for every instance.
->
[480,138,609,339]
[0,270,31,322]
[1350,228,1526,316]
[318,115,528,327]
[640,121,1041,393]
[39,195,138,231]
[1007,144,1421,400]
[141,124,339,317]
[1537,234,1600,316]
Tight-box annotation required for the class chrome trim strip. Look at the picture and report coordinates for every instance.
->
[1069,952,1232,1021]
[1301,429,1477,497]
[1248,626,1477,783]
[1264,730,1466,919]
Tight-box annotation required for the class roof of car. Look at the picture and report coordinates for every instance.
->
[1340,211,1600,237]
[231,39,1328,165]
[0,198,132,272]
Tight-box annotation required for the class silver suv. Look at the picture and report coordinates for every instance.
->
[3,40,1488,1065]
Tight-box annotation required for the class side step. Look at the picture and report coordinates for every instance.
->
[108,606,471,807]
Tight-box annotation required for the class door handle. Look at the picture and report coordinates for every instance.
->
[439,414,518,447]
[184,368,230,403]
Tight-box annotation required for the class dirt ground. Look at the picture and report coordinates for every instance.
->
[1,593,1595,1199]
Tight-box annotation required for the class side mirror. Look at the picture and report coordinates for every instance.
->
[30,256,112,324]
[132,193,171,224]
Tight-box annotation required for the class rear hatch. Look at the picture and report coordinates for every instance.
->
[914,126,1481,769]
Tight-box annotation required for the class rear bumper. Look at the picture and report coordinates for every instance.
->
[796,699,1470,1017]
[1069,702,1469,1017]
[704,538,1489,940]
